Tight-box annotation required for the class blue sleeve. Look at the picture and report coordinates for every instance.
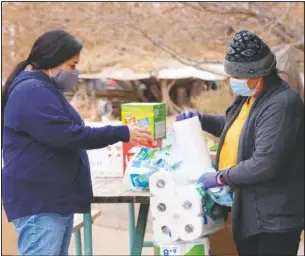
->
[220,94,304,186]
[18,86,130,150]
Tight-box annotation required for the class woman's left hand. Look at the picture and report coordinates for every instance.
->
[202,171,224,190]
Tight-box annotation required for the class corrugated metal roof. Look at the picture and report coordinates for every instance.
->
[79,64,228,81]
[200,63,227,76]
[79,68,151,81]
[156,66,227,80]
[101,68,151,80]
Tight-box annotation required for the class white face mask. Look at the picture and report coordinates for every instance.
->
[229,78,256,96]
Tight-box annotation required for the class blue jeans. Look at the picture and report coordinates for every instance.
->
[12,213,74,256]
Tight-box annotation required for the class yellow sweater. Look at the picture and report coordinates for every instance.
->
[219,99,253,170]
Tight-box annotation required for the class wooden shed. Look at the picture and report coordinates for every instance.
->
[65,65,228,119]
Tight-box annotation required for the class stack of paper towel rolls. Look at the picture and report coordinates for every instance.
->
[150,171,223,243]
[149,117,225,251]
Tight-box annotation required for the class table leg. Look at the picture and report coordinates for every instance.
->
[131,203,149,256]
[143,241,154,247]
[74,229,82,256]
[83,213,93,256]
[128,203,136,255]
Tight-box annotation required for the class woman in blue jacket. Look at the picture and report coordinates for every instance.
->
[2,30,151,255]
[177,30,304,256]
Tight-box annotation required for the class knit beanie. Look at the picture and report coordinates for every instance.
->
[224,30,276,78]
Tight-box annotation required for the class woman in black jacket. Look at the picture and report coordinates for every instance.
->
[177,30,304,256]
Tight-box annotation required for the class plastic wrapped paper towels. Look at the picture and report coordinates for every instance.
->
[150,181,225,241]
[149,170,176,196]
[154,237,211,256]
[150,194,176,219]
[153,217,180,243]
[153,214,224,243]
[172,116,212,181]
[174,185,204,216]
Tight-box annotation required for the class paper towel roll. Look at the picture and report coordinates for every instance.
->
[153,218,179,243]
[149,170,175,196]
[175,185,203,216]
[150,195,175,219]
[173,116,212,180]
[178,215,203,241]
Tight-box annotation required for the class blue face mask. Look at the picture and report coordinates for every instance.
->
[49,69,79,91]
[230,79,256,96]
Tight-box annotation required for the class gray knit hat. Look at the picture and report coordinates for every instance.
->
[224,30,276,78]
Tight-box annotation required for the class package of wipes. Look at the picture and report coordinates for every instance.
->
[123,145,180,190]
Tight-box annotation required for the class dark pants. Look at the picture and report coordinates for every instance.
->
[237,231,302,256]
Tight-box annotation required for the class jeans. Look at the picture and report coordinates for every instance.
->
[237,230,302,256]
[12,213,74,256]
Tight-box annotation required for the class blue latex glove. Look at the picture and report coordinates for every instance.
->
[176,111,201,121]
[201,171,224,190]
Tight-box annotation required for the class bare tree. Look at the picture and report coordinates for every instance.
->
[2,2,304,79]
[117,2,304,69]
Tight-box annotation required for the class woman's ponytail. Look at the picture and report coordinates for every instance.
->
[1,59,29,148]
[2,59,29,98]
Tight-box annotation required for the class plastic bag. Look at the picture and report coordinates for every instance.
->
[123,145,180,190]
[207,186,233,207]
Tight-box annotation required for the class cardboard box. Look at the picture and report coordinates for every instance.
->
[121,103,166,140]
[209,214,238,256]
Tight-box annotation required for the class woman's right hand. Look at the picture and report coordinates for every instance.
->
[176,111,201,121]
[128,127,152,144]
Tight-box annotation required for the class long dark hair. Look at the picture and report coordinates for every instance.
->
[1,30,83,147]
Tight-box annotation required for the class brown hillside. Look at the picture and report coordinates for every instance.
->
[2,2,304,80]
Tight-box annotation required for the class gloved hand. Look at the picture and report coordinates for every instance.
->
[201,171,224,190]
[176,111,201,121]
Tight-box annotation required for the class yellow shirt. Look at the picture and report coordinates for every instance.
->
[219,99,253,170]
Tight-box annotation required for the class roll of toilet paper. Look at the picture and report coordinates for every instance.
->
[173,116,212,181]
[153,218,179,243]
[149,170,175,196]
[150,195,175,219]
[178,215,203,241]
[175,185,203,216]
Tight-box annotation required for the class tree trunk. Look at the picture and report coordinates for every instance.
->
[160,79,182,115]
[176,87,188,106]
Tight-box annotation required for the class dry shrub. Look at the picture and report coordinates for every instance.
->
[189,80,234,145]
[191,80,234,115]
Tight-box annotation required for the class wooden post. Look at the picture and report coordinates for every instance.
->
[160,79,182,115]
[160,79,172,114]
[177,87,187,106]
